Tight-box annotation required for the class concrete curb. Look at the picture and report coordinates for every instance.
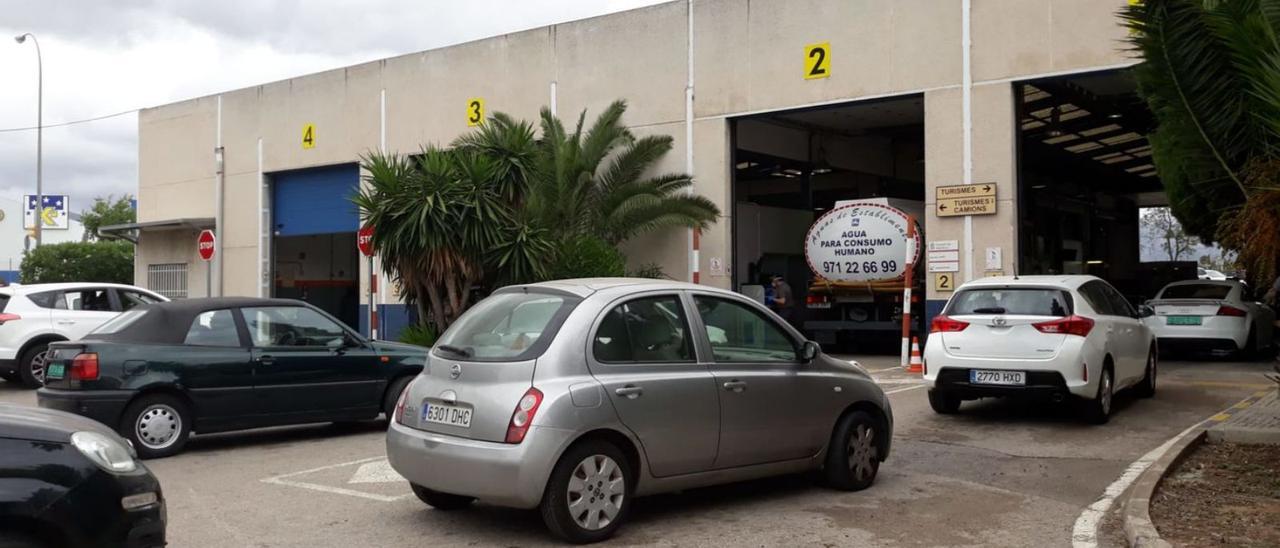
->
[1121,428,1207,548]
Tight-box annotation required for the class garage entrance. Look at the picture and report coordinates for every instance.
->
[731,95,925,351]
[1015,69,1175,302]
[270,164,361,330]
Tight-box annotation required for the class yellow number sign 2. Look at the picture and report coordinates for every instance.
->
[302,124,316,149]
[804,42,831,80]
[933,272,954,292]
[466,98,485,127]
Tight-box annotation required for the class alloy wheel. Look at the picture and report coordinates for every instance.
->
[29,350,48,385]
[566,454,625,531]
[136,404,182,449]
[1100,371,1113,416]
[847,423,878,482]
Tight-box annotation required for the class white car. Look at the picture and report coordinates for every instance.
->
[0,283,168,388]
[1198,268,1228,281]
[922,275,1156,424]
[1143,280,1275,358]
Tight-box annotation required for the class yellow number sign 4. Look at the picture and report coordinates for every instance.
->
[302,124,316,149]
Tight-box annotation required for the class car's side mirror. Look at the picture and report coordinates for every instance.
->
[800,340,820,362]
[1137,305,1155,318]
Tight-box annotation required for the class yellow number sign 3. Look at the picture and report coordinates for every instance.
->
[466,98,485,127]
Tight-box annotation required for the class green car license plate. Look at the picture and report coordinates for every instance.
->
[46,363,66,379]
[1166,315,1202,326]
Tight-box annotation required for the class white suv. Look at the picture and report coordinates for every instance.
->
[0,283,168,388]
[922,275,1156,424]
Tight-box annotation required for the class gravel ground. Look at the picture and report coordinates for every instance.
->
[1151,442,1280,548]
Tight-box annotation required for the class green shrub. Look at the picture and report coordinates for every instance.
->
[628,262,669,279]
[20,241,134,284]
[547,235,626,280]
[398,323,438,348]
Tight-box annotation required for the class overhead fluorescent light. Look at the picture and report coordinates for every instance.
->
[1031,184,1048,189]
[783,168,803,176]
[1086,260,1104,265]
[812,168,833,174]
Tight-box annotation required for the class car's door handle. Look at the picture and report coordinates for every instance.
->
[56,320,75,325]
[257,355,274,366]
[723,380,748,392]
[614,386,643,399]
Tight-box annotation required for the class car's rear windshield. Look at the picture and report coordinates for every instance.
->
[433,290,580,362]
[946,288,1073,316]
[1160,284,1232,300]
[0,294,8,312]
[90,310,148,336]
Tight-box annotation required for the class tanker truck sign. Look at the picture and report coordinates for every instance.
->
[804,202,920,283]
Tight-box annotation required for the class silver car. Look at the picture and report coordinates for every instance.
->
[386,278,892,543]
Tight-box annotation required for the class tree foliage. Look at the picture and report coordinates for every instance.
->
[356,100,720,333]
[21,241,134,284]
[1140,207,1200,261]
[1125,0,1280,281]
[80,195,135,241]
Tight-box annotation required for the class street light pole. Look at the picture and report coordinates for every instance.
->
[15,33,42,247]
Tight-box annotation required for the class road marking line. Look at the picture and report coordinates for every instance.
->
[1232,401,1252,409]
[875,379,926,385]
[1070,391,1266,548]
[261,456,413,503]
[884,385,926,395]
[1187,381,1272,389]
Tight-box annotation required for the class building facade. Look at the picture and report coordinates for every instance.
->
[135,0,1154,340]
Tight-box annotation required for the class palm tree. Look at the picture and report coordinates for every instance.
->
[353,148,551,333]
[1125,0,1280,282]
[528,100,720,244]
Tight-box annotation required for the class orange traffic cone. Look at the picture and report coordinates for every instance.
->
[906,337,923,373]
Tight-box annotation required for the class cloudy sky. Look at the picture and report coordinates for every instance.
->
[0,0,667,216]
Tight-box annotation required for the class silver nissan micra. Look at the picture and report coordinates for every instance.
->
[386,278,892,543]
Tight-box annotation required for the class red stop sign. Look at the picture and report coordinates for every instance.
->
[197,229,216,261]
[357,225,375,257]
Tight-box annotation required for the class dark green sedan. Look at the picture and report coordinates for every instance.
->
[36,298,426,458]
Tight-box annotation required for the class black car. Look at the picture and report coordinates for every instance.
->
[36,298,426,458]
[0,403,165,547]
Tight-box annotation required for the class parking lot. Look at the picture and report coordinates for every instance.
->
[2,354,1271,547]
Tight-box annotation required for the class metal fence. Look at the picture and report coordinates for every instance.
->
[147,263,188,299]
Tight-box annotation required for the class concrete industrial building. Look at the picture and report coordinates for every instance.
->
[127,0,1163,341]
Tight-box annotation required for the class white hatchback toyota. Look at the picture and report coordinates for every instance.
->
[922,276,1156,423]
[0,283,167,387]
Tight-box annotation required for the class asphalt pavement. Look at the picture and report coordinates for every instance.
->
[1,355,1271,547]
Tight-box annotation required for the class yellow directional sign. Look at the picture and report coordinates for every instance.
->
[937,196,996,217]
[936,182,996,200]
[936,183,997,217]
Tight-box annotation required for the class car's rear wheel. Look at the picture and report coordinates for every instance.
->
[540,440,631,544]
[927,390,961,414]
[1134,349,1157,399]
[410,484,474,511]
[120,394,191,459]
[383,375,414,419]
[1083,367,1113,424]
[823,410,881,491]
[17,344,50,389]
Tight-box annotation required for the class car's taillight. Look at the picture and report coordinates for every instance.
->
[505,388,544,444]
[806,294,828,306]
[1216,305,1247,317]
[393,385,410,425]
[930,315,969,333]
[70,353,99,381]
[0,313,20,325]
[1032,315,1095,337]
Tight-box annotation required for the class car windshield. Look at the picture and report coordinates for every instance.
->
[433,291,578,361]
[90,310,147,335]
[1160,284,1232,300]
[947,288,1072,316]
